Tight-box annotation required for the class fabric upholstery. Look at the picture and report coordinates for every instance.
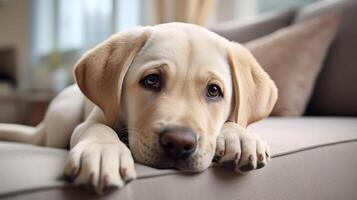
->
[1,117,357,199]
[293,0,350,23]
[210,9,296,43]
[245,14,340,116]
[212,0,357,116]
[300,0,357,116]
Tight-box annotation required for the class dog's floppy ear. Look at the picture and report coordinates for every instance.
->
[74,27,150,126]
[227,42,278,128]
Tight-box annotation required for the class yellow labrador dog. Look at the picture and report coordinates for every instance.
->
[0,23,277,194]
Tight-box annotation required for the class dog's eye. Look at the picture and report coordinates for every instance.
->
[206,84,223,100]
[140,74,161,91]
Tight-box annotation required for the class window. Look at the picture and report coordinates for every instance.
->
[31,0,141,91]
[30,0,313,91]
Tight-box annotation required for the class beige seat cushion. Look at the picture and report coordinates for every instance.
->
[245,13,340,116]
[1,117,357,199]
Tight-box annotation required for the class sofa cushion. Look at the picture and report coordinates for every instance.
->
[245,13,340,116]
[0,117,357,199]
[210,9,295,43]
[293,0,350,23]
[295,0,357,116]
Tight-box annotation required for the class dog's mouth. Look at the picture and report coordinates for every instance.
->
[134,144,213,172]
[118,127,213,172]
[138,153,210,172]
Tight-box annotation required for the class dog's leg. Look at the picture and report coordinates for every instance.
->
[42,85,84,148]
[0,123,45,145]
[215,122,270,172]
[0,85,84,148]
[64,107,136,194]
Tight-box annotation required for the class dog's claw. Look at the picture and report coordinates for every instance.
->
[103,185,119,193]
[234,153,240,161]
[239,163,254,172]
[257,162,265,169]
[64,167,78,182]
[82,183,96,193]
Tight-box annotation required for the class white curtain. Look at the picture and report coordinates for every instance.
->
[155,0,215,26]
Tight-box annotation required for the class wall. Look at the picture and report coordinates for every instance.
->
[0,0,31,91]
[0,0,31,123]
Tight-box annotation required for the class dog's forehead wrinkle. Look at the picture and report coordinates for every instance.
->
[143,29,187,54]
[154,22,229,44]
[140,25,227,63]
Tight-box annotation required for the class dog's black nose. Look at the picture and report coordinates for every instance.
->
[159,127,197,159]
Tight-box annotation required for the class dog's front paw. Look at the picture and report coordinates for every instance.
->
[63,139,136,194]
[215,122,270,173]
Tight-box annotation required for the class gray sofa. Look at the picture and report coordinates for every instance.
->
[1,0,357,199]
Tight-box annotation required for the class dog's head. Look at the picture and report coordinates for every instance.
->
[74,23,277,172]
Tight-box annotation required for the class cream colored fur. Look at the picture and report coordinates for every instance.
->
[0,23,277,194]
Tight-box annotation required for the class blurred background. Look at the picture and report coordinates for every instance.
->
[0,0,314,125]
